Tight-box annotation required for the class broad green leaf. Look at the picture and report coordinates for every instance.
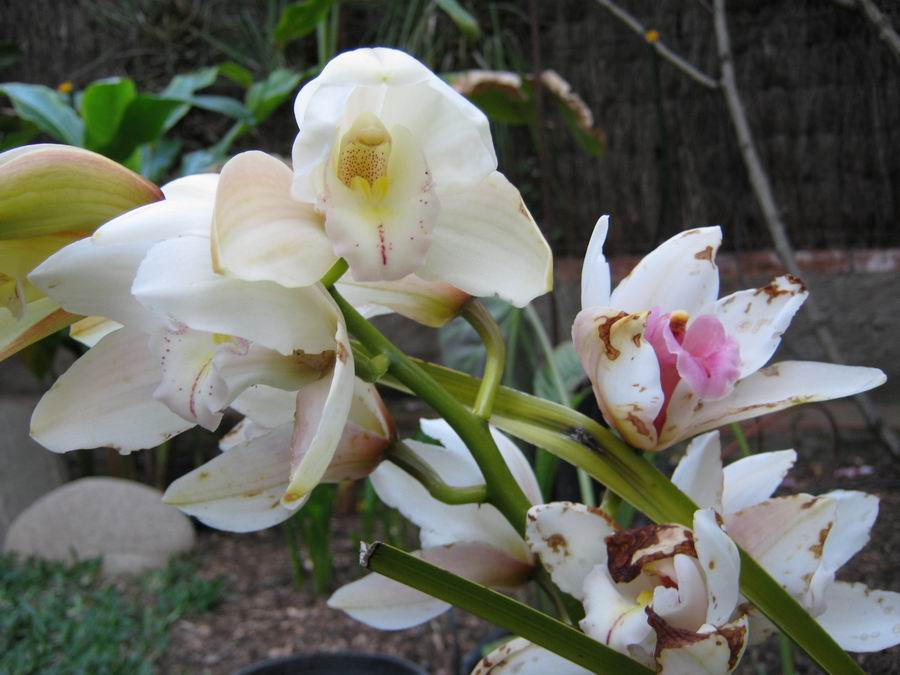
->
[559,100,605,157]
[467,89,531,125]
[533,341,586,403]
[159,67,220,132]
[246,68,302,124]
[435,0,481,41]
[80,77,137,150]
[101,95,184,162]
[186,95,252,121]
[274,0,334,46]
[218,61,254,89]
[0,83,83,146]
[140,137,182,183]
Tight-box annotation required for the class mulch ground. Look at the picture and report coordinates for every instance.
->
[161,418,900,675]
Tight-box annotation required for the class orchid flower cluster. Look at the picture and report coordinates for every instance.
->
[3,48,898,674]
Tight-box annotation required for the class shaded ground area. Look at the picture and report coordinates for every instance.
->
[161,414,900,675]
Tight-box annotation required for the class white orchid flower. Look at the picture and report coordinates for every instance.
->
[327,418,541,630]
[211,48,552,311]
[673,431,900,652]
[27,175,363,510]
[573,216,886,451]
[163,381,393,531]
[477,504,748,674]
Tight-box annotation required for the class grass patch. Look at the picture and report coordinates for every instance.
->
[0,553,224,674]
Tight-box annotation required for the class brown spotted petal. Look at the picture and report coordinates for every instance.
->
[648,607,749,675]
[725,494,836,602]
[606,523,696,584]
[525,502,617,600]
[572,307,664,450]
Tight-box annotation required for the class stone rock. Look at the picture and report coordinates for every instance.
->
[4,476,195,575]
[0,394,68,544]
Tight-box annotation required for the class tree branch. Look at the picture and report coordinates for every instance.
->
[594,0,720,90]
[832,0,900,60]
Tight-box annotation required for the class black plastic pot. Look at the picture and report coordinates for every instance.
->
[234,651,428,675]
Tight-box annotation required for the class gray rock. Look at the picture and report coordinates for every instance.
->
[4,476,195,575]
[0,395,68,544]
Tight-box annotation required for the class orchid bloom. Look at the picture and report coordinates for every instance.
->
[672,431,900,652]
[211,48,552,314]
[327,419,541,629]
[477,504,748,674]
[573,217,886,451]
[27,174,370,510]
[0,144,162,360]
[163,381,393,531]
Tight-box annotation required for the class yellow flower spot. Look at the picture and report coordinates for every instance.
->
[645,29,660,44]
[212,333,233,345]
[637,589,654,607]
[337,112,391,196]
[57,81,74,94]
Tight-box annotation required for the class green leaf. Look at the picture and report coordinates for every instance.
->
[0,83,83,146]
[159,67,220,132]
[100,95,184,162]
[140,137,182,183]
[274,0,334,46]
[468,89,532,125]
[558,100,605,157]
[533,341,586,403]
[218,61,254,88]
[185,95,252,121]
[245,68,302,124]
[80,77,137,150]
[435,0,481,41]
[364,542,651,674]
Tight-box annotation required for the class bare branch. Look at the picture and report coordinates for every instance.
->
[713,0,900,456]
[831,0,900,61]
[594,0,720,90]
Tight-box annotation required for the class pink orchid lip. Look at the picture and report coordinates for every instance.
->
[645,308,742,432]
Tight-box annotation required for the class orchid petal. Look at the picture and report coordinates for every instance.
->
[708,275,807,377]
[725,495,835,600]
[573,308,663,450]
[581,215,611,309]
[30,327,192,453]
[815,582,900,652]
[671,432,724,512]
[328,542,530,630]
[0,297,77,363]
[651,612,749,675]
[651,554,707,631]
[423,174,549,305]
[212,151,336,287]
[230,384,297,429]
[336,274,469,327]
[525,502,616,600]
[160,173,219,201]
[609,227,721,315]
[29,237,158,332]
[90,196,214,246]
[370,438,530,563]
[323,124,437,281]
[282,322,354,507]
[162,424,295,532]
[473,638,592,675]
[417,171,552,307]
[721,449,796,515]
[580,565,654,655]
[132,235,339,355]
[69,316,121,347]
[680,361,886,438]
[693,509,740,627]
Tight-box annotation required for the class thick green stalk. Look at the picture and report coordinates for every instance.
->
[378,360,864,675]
[462,300,506,419]
[363,542,652,674]
[386,439,487,505]
[330,287,532,537]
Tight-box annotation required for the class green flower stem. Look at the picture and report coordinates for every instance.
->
[462,300,506,420]
[320,258,350,287]
[362,541,652,675]
[523,305,596,507]
[730,421,752,458]
[330,287,533,537]
[386,439,487,505]
[379,360,864,675]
